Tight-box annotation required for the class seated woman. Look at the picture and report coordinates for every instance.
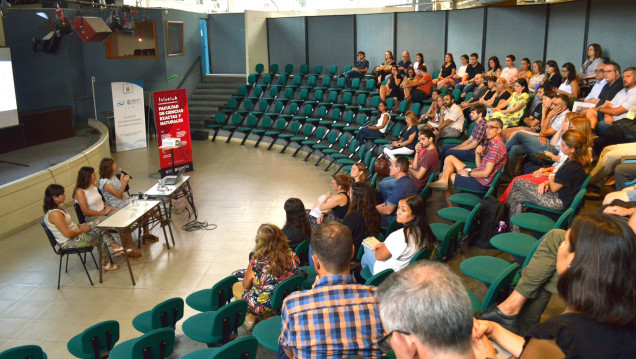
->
[488,78,529,128]
[486,56,502,79]
[349,163,368,184]
[307,174,352,228]
[577,43,603,93]
[473,212,636,358]
[499,115,593,203]
[354,101,390,144]
[412,53,425,73]
[419,93,444,130]
[379,65,403,102]
[282,198,311,250]
[232,224,300,330]
[342,182,381,253]
[43,184,123,272]
[543,60,563,89]
[74,166,114,221]
[483,77,511,110]
[383,111,418,161]
[450,54,469,87]
[432,53,457,90]
[417,89,441,125]
[510,58,532,83]
[528,60,546,92]
[373,50,396,84]
[505,129,591,232]
[361,194,437,275]
[555,62,580,99]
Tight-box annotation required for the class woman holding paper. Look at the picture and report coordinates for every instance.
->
[306,174,352,229]
[361,194,437,275]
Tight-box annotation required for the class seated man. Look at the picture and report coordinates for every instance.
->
[344,51,369,88]
[377,261,479,359]
[500,55,519,83]
[403,64,433,103]
[377,157,418,225]
[581,62,623,112]
[430,118,507,191]
[587,143,636,196]
[439,104,488,166]
[501,84,549,142]
[602,163,636,204]
[504,93,568,179]
[408,129,439,189]
[279,222,384,359]
[459,74,487,109]
[588,67,636,153]
[456,53,485,98]
[434,93,465,147]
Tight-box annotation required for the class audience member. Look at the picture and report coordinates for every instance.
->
[500,54,519,83]
[577,43,604,91]
[430,118,507,191]
[383,111,418,161]
[477,75,498,108]
[440,104,488,165]
[510,57,532,82]
[401,66,417,92]
[412,53,425,73]
[486,56,502,78]
[408,129,439,189]
[73,166,114,221]
[43,184,122,272]
[282,198,311,250]
[450,54,469,88]
[373,50,396,84]
[544,60,563,88]
[488,78,530,128]
[457,53,485,98]
[345,51,369,88]
[581,62,607,105]
[418,89,441,125]
[501,85,549,141]
[584,61,624,110]
[379,65,404,102]
[350,162,368,184]
[396,51,412,76]
[474,213,636,358]
[588,142,636,195]
[377,157,418,225]
[433,93,465,146]
[362,194,437,275]
[279,222,384,359]
[603,173,636,205]
[355,101,390,144]
[234,224,300,330]
[377,261,476,359]
[555,62,580,98]
[404,64,433,103]
[506,129,591,232]
[528,60,546,92]
[342,182,381,252]
[459,74,487,112]
[307,174,351,227]
[484,77,511,109]
[587,66,636,138]
[433,53,457,90]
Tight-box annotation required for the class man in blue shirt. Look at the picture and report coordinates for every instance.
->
[376,156,418,226]
[345,51,369,88]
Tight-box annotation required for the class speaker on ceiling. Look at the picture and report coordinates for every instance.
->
[71,16,112,42]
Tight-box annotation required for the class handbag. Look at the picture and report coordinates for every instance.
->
[374,154,391,177]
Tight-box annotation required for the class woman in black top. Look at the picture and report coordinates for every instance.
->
[282,198,311,250]
[433,53,457,90]
[306,174,352,229]
[474,212,636,358]
[380,65,403,102]
[342,182,381,254]
[505,129,591,232]
[544,60,563,89]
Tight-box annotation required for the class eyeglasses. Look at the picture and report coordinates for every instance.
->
[594,69,604,73]
[604,70,615,73]
[375,330,411,353]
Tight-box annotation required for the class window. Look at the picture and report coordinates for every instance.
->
[165,21,184,57]
[106,21,158,59]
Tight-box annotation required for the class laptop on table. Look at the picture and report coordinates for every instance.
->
[164,167,185,185]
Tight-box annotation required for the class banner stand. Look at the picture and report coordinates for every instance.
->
[152,89,194,177]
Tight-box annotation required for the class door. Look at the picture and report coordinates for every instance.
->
[199,19,210,75]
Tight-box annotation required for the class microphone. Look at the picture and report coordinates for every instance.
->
[119,169,133,179]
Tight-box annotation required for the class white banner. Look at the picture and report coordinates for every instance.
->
[111,81,147,152]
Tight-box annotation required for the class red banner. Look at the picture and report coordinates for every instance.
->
[153,89,194,176]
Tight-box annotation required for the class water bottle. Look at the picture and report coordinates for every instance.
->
[497,221,507,233]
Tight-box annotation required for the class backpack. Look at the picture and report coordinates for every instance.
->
[466,196,507,249]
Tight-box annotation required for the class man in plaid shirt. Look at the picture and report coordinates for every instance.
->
[438,104,490,167]
[430,118,507,191]
[279,222,384,359]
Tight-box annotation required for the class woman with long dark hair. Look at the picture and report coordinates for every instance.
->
[43,184,124,272]
[544,60,562,89]
[73,166,113,221]
[342,182,381,252]
[486,56,502,78]
[360,194,437,275]
[433,53,457,90]
[282,198,311,250]
[474,213,636,358]
[556,62,580,98]
[489,78,530,128]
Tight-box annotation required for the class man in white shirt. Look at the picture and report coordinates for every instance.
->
[584,62,607,103]
[500,55,519,83]
[434,93,464,146]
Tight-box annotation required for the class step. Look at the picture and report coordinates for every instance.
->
[190,94,231,101]
[202,74,246,83]
[189,106,218,113]
[191,88,233,95]
[189,100,226,107]
[197,82,245,90]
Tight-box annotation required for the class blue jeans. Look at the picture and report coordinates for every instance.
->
[379,176,397,203]
[308,245,314,267]
[361,246,377,275]
[456,82,476,94]
[355,127,384,144]
[506,132,558,174]
[345,70,364,88]
[439,144,475,170]
[596,110,611,135]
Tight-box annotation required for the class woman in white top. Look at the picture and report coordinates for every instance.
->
[556,62,580,99]
[451,54,469,86]
[412,53,425,74]
[43,184,123,272]
[354,101,390,144]
[361,194,438,275]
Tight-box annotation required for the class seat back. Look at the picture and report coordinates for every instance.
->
[242,99,254,111]
[356,93,367,107]
[261,73,272,86]
[254,63,264,74]
[554,208,575,230]
[431,221,463,262]
[274,119,287,131]
[365,268,393,286]
[350,78,361,90]
[272,101,284,114]
[385,97,395,111]
[409,247,431,264]
[276,74,287,86]
[343,65,353,73]
[209,275,239,311]
[481,262,520,310]
[327,91,339,103]
[306,75,317,87]
[299,64,309,75]
[211,300,248,342]
[463,203,483,235]
[329,108,341,121]
[313,126,329,141]
[328,65,338,76]
[235,87,247,99]
[150,298,184,330]
[370,172,379,189]
[287,120,302,134]
[130,328,175,359]
[298,88,309,101]
[226,97,239,110]
[397,100,408,113]
[335,77,346,89]
[313,64,323,75]
[0,345,47,359]
[247,74,257,85]
[301,104,314,117]
[411,102,421,116]
[210,335,259,359]
[267,87,279,99]
[369,95,380,109]
[271,275,304,310]
[74,201,87,224]
[214,113,226,125]
[365,79,376,91]
[284,64,294,75]
[282,87,294,100]
[320,76,331,88]
[79,320,120,358]
[384,217,399,237]
[294,240,310,266]
[259,116,273,130]
[229,113,243,126]
[40,219,61,255]
[293,74,303,87]
[269,63,279,74]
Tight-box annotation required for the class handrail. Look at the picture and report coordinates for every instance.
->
[176,56,202,89]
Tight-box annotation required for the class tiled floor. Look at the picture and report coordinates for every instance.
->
[0,136,591,357]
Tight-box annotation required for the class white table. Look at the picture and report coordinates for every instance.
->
[97,200,169,285]
[145,176,197,245]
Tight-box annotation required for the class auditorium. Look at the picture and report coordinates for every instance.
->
[0,0,635,357]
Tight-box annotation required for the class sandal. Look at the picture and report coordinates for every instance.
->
[102,263,120,272]
[112,246,126,257]
[126,249,142,258]
[143,233,160,242]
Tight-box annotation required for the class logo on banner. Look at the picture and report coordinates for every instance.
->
[111,81,147,152]
[153,88,194,176]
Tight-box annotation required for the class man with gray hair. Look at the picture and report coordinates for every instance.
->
[377,261,486,358]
